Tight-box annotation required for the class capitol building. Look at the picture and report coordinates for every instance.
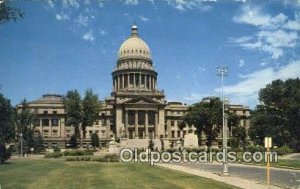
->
[18,25,250,149]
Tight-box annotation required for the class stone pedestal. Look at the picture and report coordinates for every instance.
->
[183,133,198,148]
[108,141,118,153]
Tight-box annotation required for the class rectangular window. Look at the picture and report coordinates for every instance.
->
[53,111,57,114]
[42,119,49,127]
[51,119,58,126]
[171,131,175,138]
[43,111,48,114]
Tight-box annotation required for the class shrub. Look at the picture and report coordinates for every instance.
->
[53,146,60,152]
[103,154,119,162]
[44,152,62,158]
[63,150,93,156]
[65,154,119,162]
[185,147,206,153]
[273,146,293,156]
[244,145,265,153]
[0,144,11,164]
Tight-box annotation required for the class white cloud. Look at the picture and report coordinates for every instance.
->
[100,30,107,35]
[164,0,215,11]
[82,30,95,42]
[123,0,139,5]
[215,60,300,106]
[62,0,80,9]
[76,14,90,27]
[238,59,245,67]
[55,12,70,21]
[197,66,206,72]
[232,6,300,59]
[140,15,149,22]
[233,6,271,26]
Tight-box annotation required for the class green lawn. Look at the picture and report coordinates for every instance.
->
[0,159,239,189]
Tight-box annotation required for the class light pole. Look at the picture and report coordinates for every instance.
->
[216,65,229,176]
[20,132,23,159]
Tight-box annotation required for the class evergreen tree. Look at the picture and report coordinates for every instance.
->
[91,133,99,149]
[15,99,35,153]
[0,93,14,163]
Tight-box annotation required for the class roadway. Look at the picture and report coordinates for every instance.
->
[173,162,300,188]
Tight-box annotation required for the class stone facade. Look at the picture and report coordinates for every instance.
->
[16,25,251,149]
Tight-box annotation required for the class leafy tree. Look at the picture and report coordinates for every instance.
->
[0,0,24,24]
[15,99,35,153]
[0,93,14,163]
[183,97,222,146]
[64,90,82,139]
[82,89,100,139]
[91,133,99,149]
[69,134,77,149]
[250,78,300,150]
[228,126,247,148]
[33,133,44,153]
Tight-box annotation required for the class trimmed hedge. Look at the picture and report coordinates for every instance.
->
[63,150,94,156]
[44,152,62,158]
[244,145,265,153]
[66,154,119,162]
[273,146,293,156]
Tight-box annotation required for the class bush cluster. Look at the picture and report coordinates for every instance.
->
[44,152,62,158]
[243,145,265,153]
[185,147,207,153]
[273,146,293,156]
[66,154,119,162]
[63,150,94,156]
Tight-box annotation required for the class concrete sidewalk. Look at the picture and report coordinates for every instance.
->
[157,163,284,189]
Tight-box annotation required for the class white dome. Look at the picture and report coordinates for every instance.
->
[118,25,151,59]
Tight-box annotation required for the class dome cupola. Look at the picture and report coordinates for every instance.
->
[118,25,151,60]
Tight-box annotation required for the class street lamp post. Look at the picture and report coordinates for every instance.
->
[20,132,23,159]
[216,65,229,176]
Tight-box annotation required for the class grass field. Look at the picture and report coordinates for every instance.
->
[0,159,239,189]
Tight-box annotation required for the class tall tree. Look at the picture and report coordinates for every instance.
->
[250,78,300,150]
[15,99,35,153]
[0,0,24,24]
[82,89,99,139]
[0,93,14,163]
[91,133,99,150]
[33,133,44,153]
[64,90,82,139]
[183,97,222,146]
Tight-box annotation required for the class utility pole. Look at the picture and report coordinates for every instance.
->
[20,132,23,159]
[216,65,229,176]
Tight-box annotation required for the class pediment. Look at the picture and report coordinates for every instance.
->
[123,96,159,105]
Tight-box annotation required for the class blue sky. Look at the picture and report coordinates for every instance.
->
[0,0,300,108]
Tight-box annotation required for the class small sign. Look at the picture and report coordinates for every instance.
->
[264,137,272,148]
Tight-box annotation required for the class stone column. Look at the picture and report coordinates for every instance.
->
[155,112,158,138]
[122,74,125,90]
[127,73,130,89]
[145,111,149,138]
[113,77,115,91]
[118,76,120,91]
[152,77,155,90]
[125,111,128,138]
[149,75,152,90]
[134,110,138,138]
[133,73,136,90]
[144,74,148,90]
